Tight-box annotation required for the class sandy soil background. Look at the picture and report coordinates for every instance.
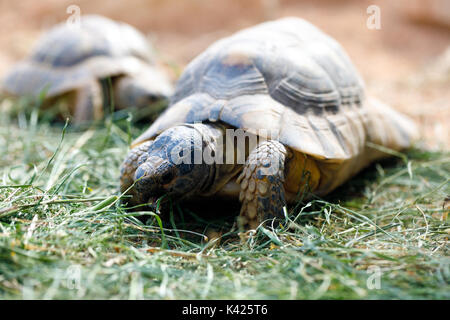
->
[0,0,448,149]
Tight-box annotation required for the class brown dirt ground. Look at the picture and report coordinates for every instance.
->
[0,0,449,149]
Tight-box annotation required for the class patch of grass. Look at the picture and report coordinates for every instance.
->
[0,99,448,299]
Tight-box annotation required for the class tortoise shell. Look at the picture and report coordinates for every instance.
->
[133,17,417,194]
[2,15,164,99]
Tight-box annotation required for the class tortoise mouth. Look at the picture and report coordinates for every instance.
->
[145,195,165,213]
[144,189,194,214]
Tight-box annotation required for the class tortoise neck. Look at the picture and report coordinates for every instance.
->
[185,122,243,196]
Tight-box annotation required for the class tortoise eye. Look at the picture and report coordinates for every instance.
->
[161,171,174,184]
[147,94,160,104]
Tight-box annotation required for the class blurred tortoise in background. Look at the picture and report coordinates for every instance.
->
[1,15,173,123]
[120,17,418,230]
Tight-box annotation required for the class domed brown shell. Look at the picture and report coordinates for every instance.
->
[134,17,416,164]
[2,15,163,99]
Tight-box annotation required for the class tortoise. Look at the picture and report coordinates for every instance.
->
[1,15,173,123]
[120,17,418,230]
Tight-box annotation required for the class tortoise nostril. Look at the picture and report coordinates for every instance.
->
[135,157,163,181]
[135,166,146,181]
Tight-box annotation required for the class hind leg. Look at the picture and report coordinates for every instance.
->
[237,140,290,230]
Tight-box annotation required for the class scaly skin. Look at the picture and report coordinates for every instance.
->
[237,140,290,230]
[72,80,103,122]
[119,140,154,206]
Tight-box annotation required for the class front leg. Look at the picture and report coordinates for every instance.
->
[72,80,103,123]
[120,140,154,206]
[237,140,290,230]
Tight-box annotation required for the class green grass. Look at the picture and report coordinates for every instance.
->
[0,98,449,299]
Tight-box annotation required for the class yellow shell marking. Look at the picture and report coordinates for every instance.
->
[285,151,320,197]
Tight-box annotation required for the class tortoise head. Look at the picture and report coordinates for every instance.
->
[133,125,212,205]
[114,69,173,111]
